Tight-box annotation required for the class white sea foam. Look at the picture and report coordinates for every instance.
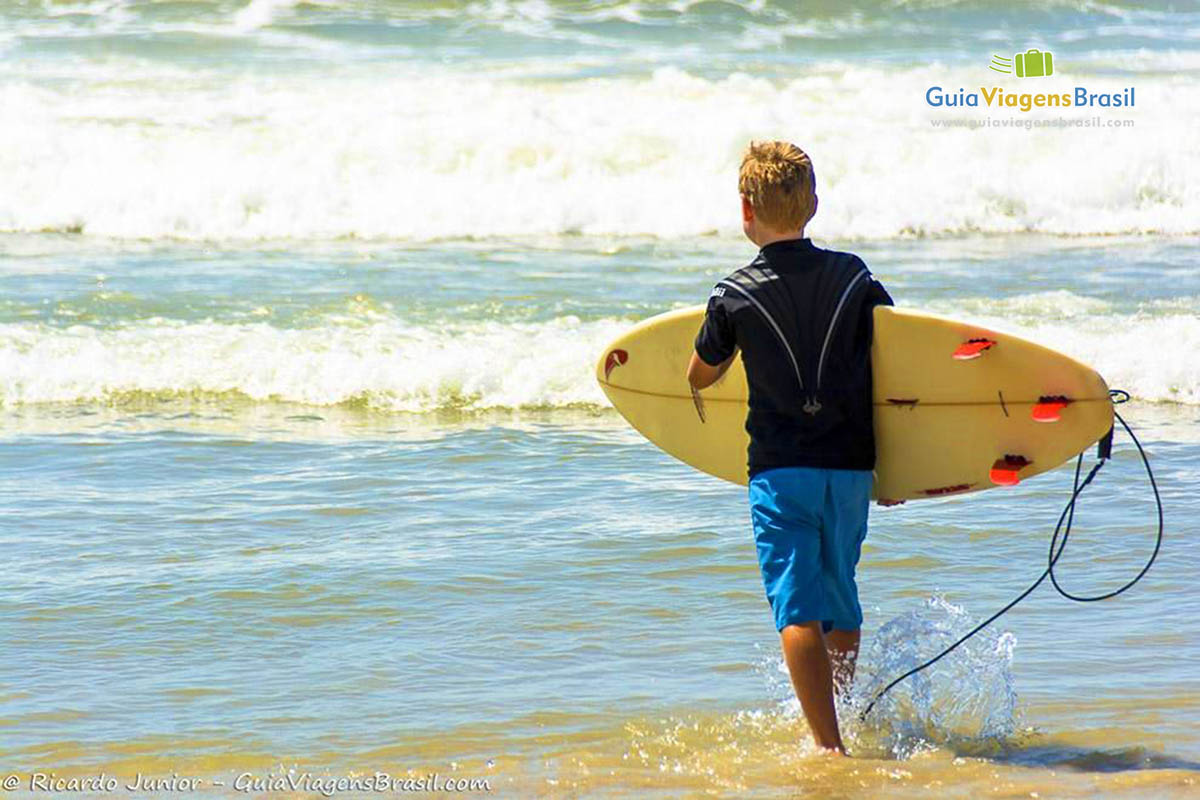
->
[0,316,627,411]
[1,308,1197,410]
[978,312,1200,406]
[926,290,1118,321]
[0,63,1194,242]
[231,0,304,32]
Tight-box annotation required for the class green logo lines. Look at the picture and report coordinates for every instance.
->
[990,49,1055,78]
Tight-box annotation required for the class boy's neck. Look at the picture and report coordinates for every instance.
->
[753,228,808,248]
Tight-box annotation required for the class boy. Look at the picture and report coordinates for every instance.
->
[686,140,900,755]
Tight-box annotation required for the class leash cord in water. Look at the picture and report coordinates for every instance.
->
[860,390,1162,720]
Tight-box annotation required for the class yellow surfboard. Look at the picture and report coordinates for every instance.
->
[596,305,1113,501]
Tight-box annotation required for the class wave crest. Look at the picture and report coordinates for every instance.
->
[1,66,1195,242]
[2,308,1198,410]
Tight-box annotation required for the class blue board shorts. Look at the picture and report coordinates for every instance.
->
[748,466,873,633]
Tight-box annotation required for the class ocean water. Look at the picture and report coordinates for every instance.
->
[2,1,1199,798]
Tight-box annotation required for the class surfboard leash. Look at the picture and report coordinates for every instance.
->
[859,389,1163,721]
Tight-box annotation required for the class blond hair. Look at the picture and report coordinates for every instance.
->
[738,140,817,231]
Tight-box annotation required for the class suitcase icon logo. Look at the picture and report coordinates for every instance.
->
[1015,48,1053,77]
[989,49,1055,78]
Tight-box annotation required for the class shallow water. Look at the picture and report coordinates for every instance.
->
[3,363,1197,797]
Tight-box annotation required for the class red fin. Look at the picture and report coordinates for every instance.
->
[1032,395,1071,422]
[990,454,1032,486]
[953,338,997,360]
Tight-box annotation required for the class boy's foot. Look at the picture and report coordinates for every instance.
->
[814,745,847,757]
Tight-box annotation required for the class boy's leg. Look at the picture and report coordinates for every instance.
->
[749,468,846,753]
[820,469,873,694]
[824,628,861,695]
[780,622,845,753]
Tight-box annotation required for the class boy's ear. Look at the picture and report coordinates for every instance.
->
[811,193,819,221]
[741,195,754,223]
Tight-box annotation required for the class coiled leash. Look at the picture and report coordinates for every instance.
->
[860,390,1163,720]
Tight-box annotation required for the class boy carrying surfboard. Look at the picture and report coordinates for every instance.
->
[686,140,901,755]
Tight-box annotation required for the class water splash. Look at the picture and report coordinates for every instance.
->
[847,595,1020,759]
[755,596,1021,760]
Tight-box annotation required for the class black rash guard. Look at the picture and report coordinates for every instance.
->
[694,237,894,478]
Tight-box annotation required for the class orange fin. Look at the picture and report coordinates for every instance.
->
[990,454,1032,486]
[1032,395,1071,422]
[953,338,997,360]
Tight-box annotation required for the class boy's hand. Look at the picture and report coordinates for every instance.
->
[877,498,906,507]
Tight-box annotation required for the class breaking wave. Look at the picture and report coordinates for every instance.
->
[2,305,1198,410]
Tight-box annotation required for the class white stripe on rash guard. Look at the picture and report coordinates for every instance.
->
[816,268,868,390]
[717,278,804,392]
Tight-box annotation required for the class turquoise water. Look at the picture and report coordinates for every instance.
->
[2,1,1199,797]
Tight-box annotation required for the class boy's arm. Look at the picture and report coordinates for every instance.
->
[687,349,736,390]
[689,288,738,389]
